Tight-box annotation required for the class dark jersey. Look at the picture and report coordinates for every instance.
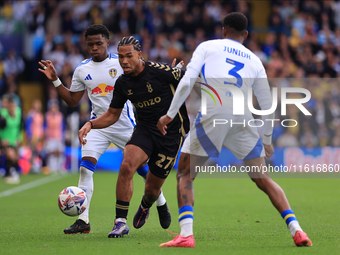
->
[110,61,189,139]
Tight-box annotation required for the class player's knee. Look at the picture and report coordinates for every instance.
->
[177,163,190,180]
[252,177,272,192]
[119,161,136,178]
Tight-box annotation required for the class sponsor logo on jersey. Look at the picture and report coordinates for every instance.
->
[109,69,117,78]
[91,83,114,96]
[133,97,161,108]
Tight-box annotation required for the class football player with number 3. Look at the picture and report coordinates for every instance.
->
[157,13,312,247]
[38,25,175,235]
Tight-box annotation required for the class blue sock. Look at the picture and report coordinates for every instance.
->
[179,205,194,222]
[281,209,297,226]
[136,164,149,177]
[80,160,96,172]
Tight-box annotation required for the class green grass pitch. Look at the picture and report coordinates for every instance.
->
[0,171,339,255]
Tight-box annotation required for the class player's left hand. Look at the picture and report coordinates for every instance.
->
[157,115,173,136]
[171,58,184,68]
[263,144,274,159]
[38,60,58,81]
[78,122,92,145]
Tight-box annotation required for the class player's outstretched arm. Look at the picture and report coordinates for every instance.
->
[157,115,173,136]
[78,107,123,145]
[38,60,84,107]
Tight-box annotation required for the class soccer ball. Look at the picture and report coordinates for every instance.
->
[58,186,88,216]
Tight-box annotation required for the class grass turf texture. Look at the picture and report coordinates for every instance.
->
[0,171,339,255]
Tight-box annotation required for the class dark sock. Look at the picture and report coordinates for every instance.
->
[5,158,16,177]
[141,195,153,209]
[115,200,129,219]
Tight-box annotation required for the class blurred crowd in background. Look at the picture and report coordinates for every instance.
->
[0,0,340,179]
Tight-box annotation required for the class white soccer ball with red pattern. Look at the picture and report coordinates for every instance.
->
[58,186,88,216]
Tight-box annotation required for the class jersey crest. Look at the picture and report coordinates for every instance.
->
[172,68,181,81]
[109,69,117,78]
[146,82,153,93]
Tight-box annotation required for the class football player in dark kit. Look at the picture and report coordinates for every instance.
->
[78,36,189,238]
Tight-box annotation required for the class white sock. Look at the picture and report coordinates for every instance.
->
[78,166,94,224]
[155,191,166,206]
[141,175,166,206]
[57,155,65,171]
[48,155,58,172]
[116,218,127,223]
[180,218,193,237]
[288,220,303,236]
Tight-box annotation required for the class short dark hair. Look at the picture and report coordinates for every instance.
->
[223,12,248,32]
[85,24,110,39]
[117,36,141,51]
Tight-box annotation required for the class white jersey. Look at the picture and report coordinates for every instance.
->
[168,39,273,158]
[167,38,274,141]
[187,38,271,117]
[70,52,135,130]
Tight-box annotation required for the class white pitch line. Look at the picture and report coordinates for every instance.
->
[0,173,72,198]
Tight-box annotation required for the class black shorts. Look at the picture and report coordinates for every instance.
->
[126,125,183,179]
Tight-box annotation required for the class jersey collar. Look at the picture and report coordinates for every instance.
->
[226,38,241,44]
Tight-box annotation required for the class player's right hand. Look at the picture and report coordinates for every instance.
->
[78,122,92,145]
[38,60,58,81]
[157,115,173,136]
[263,144,274,159]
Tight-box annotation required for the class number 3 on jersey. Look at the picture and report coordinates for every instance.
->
[225,58,244,88]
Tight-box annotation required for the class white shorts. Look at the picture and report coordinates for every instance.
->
[45,139,65,153]
[82,125,133,161]
[181,112,265,160]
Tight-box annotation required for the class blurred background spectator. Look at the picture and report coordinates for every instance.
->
[1,0,340,176]
[0,96,23,183]
[44,99,65,172]
[26,99,45,174]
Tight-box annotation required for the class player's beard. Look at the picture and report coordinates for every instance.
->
[91,52,106,62]
[92,54,101,62]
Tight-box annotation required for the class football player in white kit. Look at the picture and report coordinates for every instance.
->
[39,24,169,234]
[157,13,312,247]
